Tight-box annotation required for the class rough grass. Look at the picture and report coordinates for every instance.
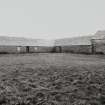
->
[0,53,105,105]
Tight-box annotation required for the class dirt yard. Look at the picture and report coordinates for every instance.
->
[0,53,105,105]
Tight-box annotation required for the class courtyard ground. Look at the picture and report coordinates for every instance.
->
[0,53,105,105]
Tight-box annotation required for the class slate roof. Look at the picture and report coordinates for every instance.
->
[0,36,54,46]
[55,35,93,46]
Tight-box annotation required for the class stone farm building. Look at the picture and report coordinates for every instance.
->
[0,31,105,54]
[0,36,54,54]
[54,30,105,54]
[54,35,93,54]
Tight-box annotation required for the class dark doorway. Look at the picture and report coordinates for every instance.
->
[26,46,29,53]
[55,46,62,53]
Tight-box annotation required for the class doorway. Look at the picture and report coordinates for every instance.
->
[55,46,62,53]
[26,46,29,53]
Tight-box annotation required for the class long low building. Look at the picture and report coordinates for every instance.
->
[0,46,54,54]
[54,35,93,54]
[0,46,26,54]
[54,30,105,54]
[0,36,55,54]
[55,45,92,54]
[0,31,105,54]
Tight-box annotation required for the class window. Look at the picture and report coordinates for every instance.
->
[34,47,38,50]
[17,47,21,52]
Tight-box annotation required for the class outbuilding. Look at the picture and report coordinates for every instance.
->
[0,36,55,54]
[0,46,26,54]
[54,36,92,54]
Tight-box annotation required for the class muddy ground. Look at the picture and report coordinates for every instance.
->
[0,53,105,105]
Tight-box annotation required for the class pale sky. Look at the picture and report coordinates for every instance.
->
[0,0,105,39]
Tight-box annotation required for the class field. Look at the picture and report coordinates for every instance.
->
[0,53,105,105]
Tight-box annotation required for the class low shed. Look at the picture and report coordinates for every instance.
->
[61,45,92,54]
[54,35,92,54]
[0,46,26,54]
[0,37,55,54]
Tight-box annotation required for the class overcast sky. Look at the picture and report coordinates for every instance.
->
[0,0,105,39]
